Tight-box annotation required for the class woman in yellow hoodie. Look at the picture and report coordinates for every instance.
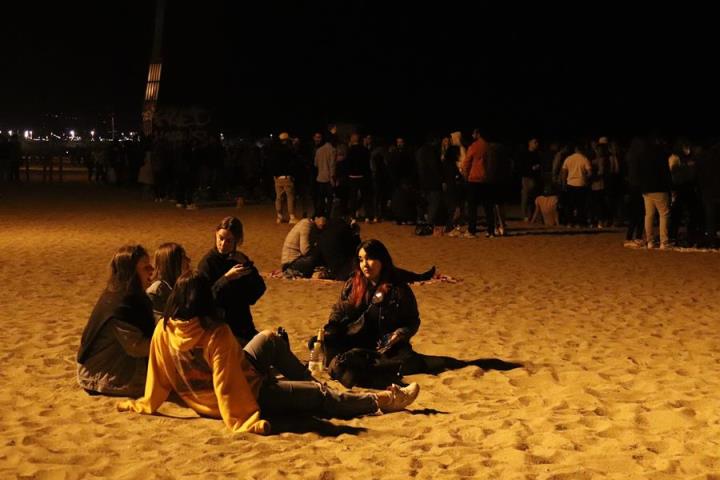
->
[118,271,420,434]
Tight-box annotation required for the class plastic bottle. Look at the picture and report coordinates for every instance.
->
[308,328,325,373]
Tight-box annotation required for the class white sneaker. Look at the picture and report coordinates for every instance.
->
[379,383,420,413]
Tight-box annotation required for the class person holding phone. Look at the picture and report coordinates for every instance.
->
[197,216,266,344]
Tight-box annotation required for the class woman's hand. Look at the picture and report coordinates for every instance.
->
[224,263,253,281]
[377,331,403,354]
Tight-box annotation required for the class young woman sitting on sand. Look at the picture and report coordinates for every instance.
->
[77,244,156,397]
[197,216,266,344]
[317,239,467,388]
[117,271,420,434]
[146,242,191,322]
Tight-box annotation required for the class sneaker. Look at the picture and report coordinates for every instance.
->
[447,228,462,238]
[462,231,477,238]
[659,242,673,250]
[623,240,639,248]
[379,383,420,413]
[289,215,298,225]
[276,215,283,224]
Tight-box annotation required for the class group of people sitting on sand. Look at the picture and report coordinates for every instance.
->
[76,216,479,434]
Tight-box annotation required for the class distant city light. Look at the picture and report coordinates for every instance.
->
[8,130,12,136]
[24,130,30,139]
[69,130,75,139]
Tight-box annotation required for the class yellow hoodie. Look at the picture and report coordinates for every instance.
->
[117,318,270,434]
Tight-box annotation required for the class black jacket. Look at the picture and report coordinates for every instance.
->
[326,279,420,352]
[77,289,154,364]
[197,248,266,340]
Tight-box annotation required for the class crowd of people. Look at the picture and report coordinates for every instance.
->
[141,127,720,248]
[5,126,719,248]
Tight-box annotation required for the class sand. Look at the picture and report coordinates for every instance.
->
[1,183,719,480]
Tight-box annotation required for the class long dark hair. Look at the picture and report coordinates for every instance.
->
[163,271,219,330]
[349,239,396,307]
[152,242,186,288]
[107,244,148,295]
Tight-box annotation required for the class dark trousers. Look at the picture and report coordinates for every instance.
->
[467,183,495,234]
[282,250,321,277]
[625,190,645,240]
[314,181,333,217]
[566,185,588,226]
[243,332,378,418]
[347,176,370,219]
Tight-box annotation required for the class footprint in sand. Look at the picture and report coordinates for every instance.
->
[42,357,62,367]
[451,465,476,477]
[321,468,343,480]
[458,412,481,421]
[517,395,532,406]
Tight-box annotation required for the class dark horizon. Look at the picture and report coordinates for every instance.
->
[3,2,719,142]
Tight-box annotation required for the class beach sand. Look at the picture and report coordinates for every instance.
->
[1,183,719,479]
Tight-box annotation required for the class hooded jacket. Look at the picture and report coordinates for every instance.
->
[197,248,265,340]
[117,318,269,434]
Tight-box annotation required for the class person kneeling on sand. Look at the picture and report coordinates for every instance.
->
[280,215,326,278]
[117,271,420,434]
[77,245,156,398]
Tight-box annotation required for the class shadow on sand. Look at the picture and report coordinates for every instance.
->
[265,415,368,436]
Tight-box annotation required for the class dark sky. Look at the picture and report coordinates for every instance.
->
[2,1,718,140]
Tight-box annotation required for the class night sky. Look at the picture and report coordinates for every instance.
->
[2,2,718,141]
